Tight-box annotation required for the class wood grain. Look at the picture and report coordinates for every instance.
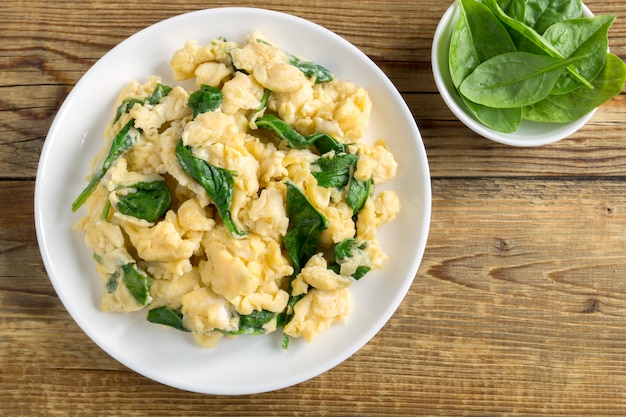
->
[5,178,626,415]
[2,0,626,415]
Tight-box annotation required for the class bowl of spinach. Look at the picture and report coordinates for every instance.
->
[432,0,626,146]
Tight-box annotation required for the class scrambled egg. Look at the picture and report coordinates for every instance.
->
[73,31,400,348]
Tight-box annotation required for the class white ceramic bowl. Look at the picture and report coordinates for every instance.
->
[35,7,431,395]
[432,2,596,147]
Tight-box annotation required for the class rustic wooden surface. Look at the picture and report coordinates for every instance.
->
[2,0,626,415]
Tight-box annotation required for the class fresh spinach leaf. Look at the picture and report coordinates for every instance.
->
[147,306,190,332]
[523,53,626,122]
[113,83,172,123]
[307,133,348,154]
[312,153,359,189]
[459,52,586,108]
[219,310,276,335]
[112,180,172,222]
[188,84,223,119]
[72,119,139,211]
[450,0,521,132]
[461,97,523,133]
[144,83,173,106]
[255,114,312,149]
[346,176,373,215]
[255,114,347,155]
[483,0,594,89]
[496,0,526,21]
[284,181,329,273]
[175,139,246,237]
[543,15,615,94]
[523,0,583,34]
[450,0,516,88]
[328,238,372,280]
[121,263,151,306]
[113,99,142,124]
[287,54,334,84]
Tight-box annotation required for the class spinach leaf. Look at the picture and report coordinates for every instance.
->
[284,181,329,273]
[219,310,276,335]
[543,15,615,94]
[450,0,520,132]
[112,180,172,223]
[287,54,334,84]
[307,132,348,154]
[523,53,626,122]
[175,139,246,237]
[255,114,347,155]
[105,272,119,293]
[462,97,523,133]
[113,83,172,123]
[259,88,271,111]
[113,99,142,124]
[450,0,516,88]
[188,84,223,119]
[144,83,173,106]
[72,119,139,211]
[346,176,373,215]
[523,0,583,34]
[121,263,151,306]
[312,153,359,189]
[255,114,313,149]
[328,238,372,280]
[496,0,526,21]
[459,52,585,108]
[483,0,593,89]
[147,306,190,332]
[280,181,331,346]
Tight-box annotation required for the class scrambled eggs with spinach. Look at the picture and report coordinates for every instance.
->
[72,31,400,348]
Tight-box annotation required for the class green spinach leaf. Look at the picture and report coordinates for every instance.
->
[113,83,172,123]
[255,114,347,155]
[284,181,329,273]
[121,263,151,306]
[255,114,313,149]
[346,176,373,215]
[523,53,626,122]
[450,0,520,132]
[219,310,276,335]
[543,15,615,94]
[523,0,583,34]
[312,153,358,189]
[459,52,585,108]
[147,306,190,332]
[175,139,246,237]
[461,97,523,133]
[450,0,516,88]
[307,132,348,154]
[288,54,334,84]
[484,0,593,89]
[188,84,223,119]
[328,238,372,280]
[72,119,139,211]
[112,180,172,222]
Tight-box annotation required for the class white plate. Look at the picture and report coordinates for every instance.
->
[35,7,431,395]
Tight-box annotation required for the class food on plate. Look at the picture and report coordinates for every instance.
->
[71,31,400,348]
[448,0,626,133]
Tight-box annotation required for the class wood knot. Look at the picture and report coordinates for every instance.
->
[582,298,601,314]
[494,238,511,252]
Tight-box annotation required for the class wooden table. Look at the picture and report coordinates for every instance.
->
[2,0,626,415]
